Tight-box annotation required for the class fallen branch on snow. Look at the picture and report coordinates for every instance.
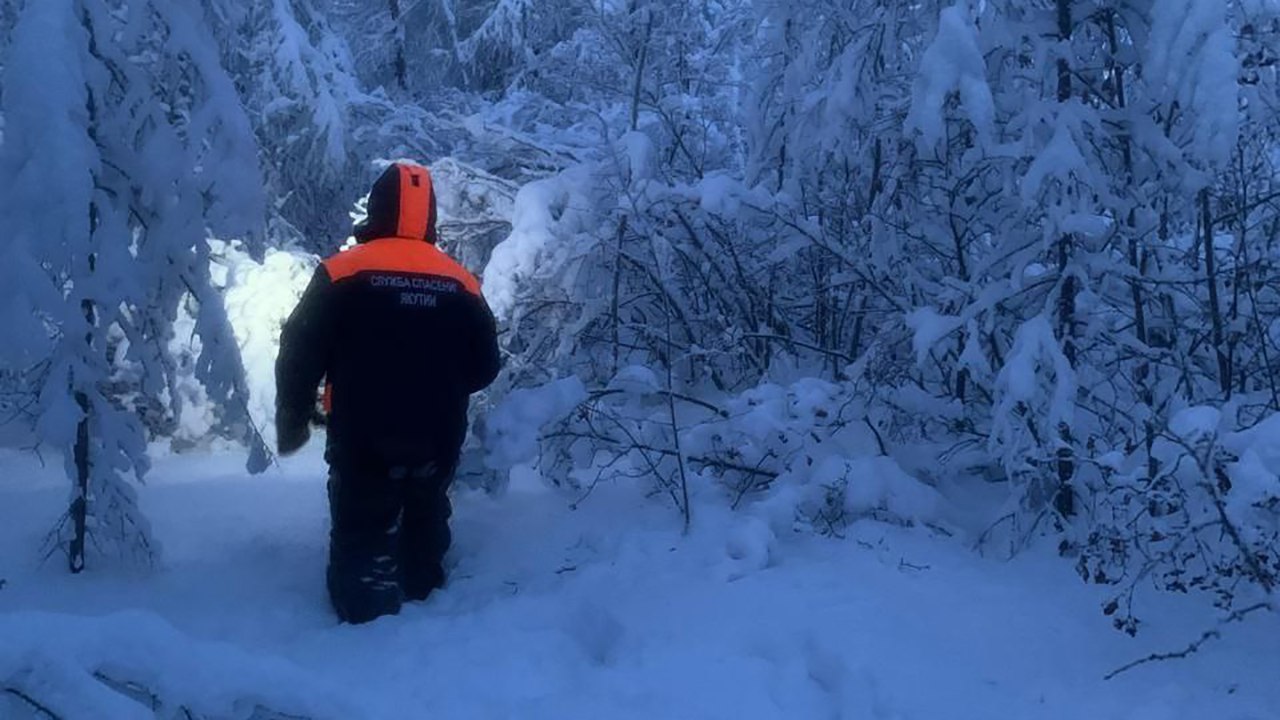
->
[1103,601,1273,680]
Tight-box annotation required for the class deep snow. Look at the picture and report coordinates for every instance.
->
[1,445,1277,720]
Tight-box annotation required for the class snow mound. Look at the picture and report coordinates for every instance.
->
[506,373,945,533]
[484,375,588,471]
[685,379,943,531]
[1221,414,1280,544]
[483,164,596,319]
[0,610,361,719]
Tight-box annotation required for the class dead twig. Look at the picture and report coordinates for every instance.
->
[3,687,64,720]
[1104,601,1272,680]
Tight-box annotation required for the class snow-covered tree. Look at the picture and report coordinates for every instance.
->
[891,0,1279,628]
[324,0,410,95]
[202,0,366,247]
[0,0,270,571]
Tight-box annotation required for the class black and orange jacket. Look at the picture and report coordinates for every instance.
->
[275,162,501,465]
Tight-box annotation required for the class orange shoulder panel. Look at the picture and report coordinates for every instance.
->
[323,238,482,296]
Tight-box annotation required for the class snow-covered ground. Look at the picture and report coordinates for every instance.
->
[1,446,1277,720]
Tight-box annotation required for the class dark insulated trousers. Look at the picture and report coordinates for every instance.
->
[326,457,454,624]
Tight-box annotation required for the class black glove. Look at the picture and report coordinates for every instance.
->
[277,409,311,457]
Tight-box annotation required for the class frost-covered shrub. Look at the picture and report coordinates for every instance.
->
[484,372,942,533]
[889,0,1280,634]
[1081,407,1280,635]
[685,378,942,533]
[465,0,1280,639]
[431,157,519,272]
[0,367,34,436]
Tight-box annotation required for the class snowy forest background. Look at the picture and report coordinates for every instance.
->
[2,0,1280,714]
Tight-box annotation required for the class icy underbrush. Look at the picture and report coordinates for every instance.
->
[1,447,1277,719]
[482,372,945,538]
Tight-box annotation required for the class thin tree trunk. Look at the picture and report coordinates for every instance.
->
[629,8,653,132]
[610,216,628,376]
[1107,10,1158,482]
[1228,145,1248,395]
[1203,188,1231,396]
[71,29,101,572]
[1056,0,1072,101]
[389,0,408,91]
[663,259,691,532]
[1054,0,1076,518]
[69,246,99,574]
[69,390,90,574]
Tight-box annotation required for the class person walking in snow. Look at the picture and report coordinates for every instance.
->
[274,161,501,624]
